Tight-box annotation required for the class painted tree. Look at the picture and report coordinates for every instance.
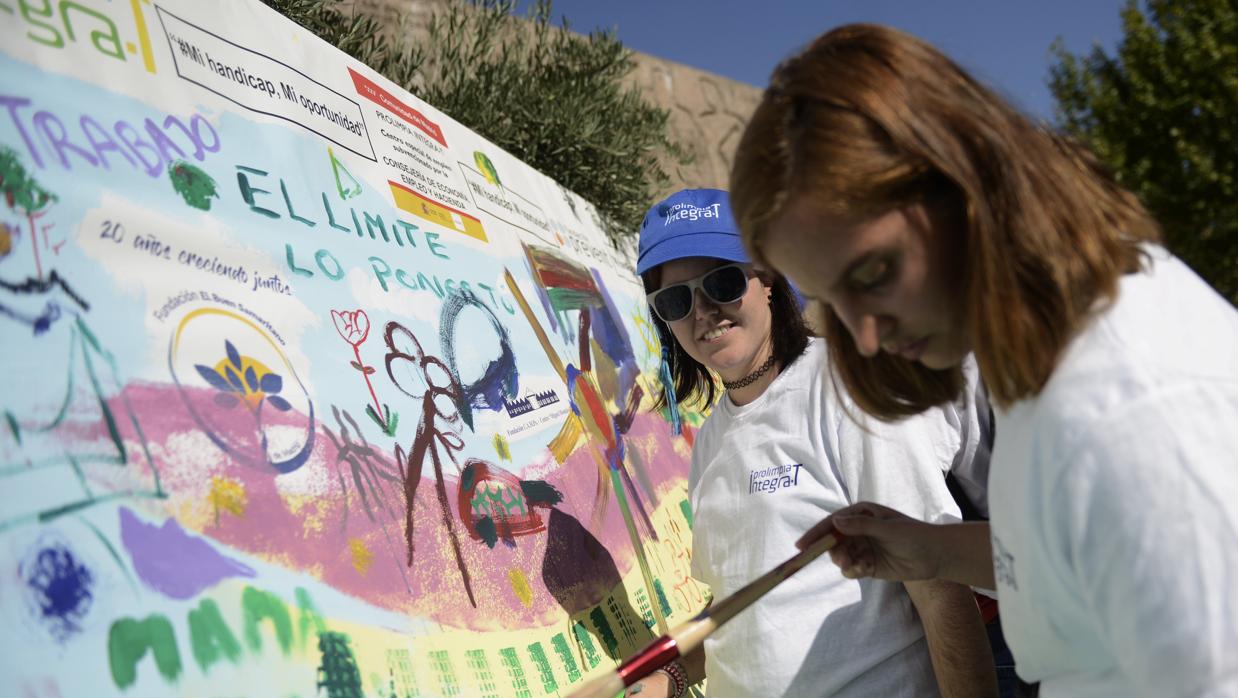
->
[0,145,58,279]
[262,0,688,245]
[1050,0,1238,303]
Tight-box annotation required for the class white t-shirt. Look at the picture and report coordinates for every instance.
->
[946,356,995,519]
[689,338,968,697]
[988,247,1238,696]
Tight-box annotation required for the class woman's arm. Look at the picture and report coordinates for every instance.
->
[797,503,996,589]
[622,644,705,697]
[905,578,998,697]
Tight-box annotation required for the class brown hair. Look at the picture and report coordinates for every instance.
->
[642,266,810,410]
[731,23,1159,419]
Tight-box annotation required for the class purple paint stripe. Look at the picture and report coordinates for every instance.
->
[119,507,255,600]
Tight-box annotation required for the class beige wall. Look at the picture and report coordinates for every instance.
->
[347,0,763,198]
[629,53,762,195]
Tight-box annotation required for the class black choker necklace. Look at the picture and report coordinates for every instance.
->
[723,355,777,390]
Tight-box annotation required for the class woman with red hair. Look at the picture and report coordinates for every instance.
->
[731,23,1238,697]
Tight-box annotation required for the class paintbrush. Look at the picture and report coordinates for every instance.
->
[566,529,843,698]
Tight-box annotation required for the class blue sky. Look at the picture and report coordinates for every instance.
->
[518,0,1130,122]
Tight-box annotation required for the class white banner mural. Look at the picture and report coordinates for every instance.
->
[0,2,707,695]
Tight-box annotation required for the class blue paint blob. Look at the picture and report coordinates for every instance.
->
[439,288,519,429]
[21,542,95,642]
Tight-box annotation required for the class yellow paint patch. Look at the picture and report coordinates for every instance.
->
[209,476,248,518]
[589,338,620,403]
[547,413,584,463]
[348,538,374,576]
[492,432,511,461]
[284,494,329,537]
[635,373,660,409]
[631,309,661,356]
[508,568,533,608]
[672,433,694,460]
[129,0,158,74]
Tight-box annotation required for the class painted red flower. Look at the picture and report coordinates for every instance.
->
[330,308,396,435]
[331,309,370,348]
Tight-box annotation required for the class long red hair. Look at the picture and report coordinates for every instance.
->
[731,24,1159,418]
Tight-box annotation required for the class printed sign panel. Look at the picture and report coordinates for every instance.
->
[0,2,708,695]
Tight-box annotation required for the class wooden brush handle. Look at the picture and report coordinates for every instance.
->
[568,531,841,698]
[704,531,839,628]
[569,672,626,698]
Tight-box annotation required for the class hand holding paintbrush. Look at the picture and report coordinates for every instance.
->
[567,528,844,698]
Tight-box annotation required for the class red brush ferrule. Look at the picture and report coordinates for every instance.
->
[616,634,681,687]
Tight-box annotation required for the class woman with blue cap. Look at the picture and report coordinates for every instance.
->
[627,188,997,697]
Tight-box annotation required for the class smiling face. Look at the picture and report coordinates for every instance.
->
[762,197,968,370]
[654,257,774,381]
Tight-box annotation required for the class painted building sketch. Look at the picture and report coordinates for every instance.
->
[0,2,709,696]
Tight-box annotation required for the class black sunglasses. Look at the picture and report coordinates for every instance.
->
[646,263,754,323]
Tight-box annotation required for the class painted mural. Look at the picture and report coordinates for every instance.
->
[0,2,709,695]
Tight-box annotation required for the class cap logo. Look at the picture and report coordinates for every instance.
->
[664,202,721,226]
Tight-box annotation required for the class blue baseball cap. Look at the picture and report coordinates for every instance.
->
[636,189,749,275]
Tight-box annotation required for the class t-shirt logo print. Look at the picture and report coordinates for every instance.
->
[992,534,1018,590]
[748,464,803,494]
